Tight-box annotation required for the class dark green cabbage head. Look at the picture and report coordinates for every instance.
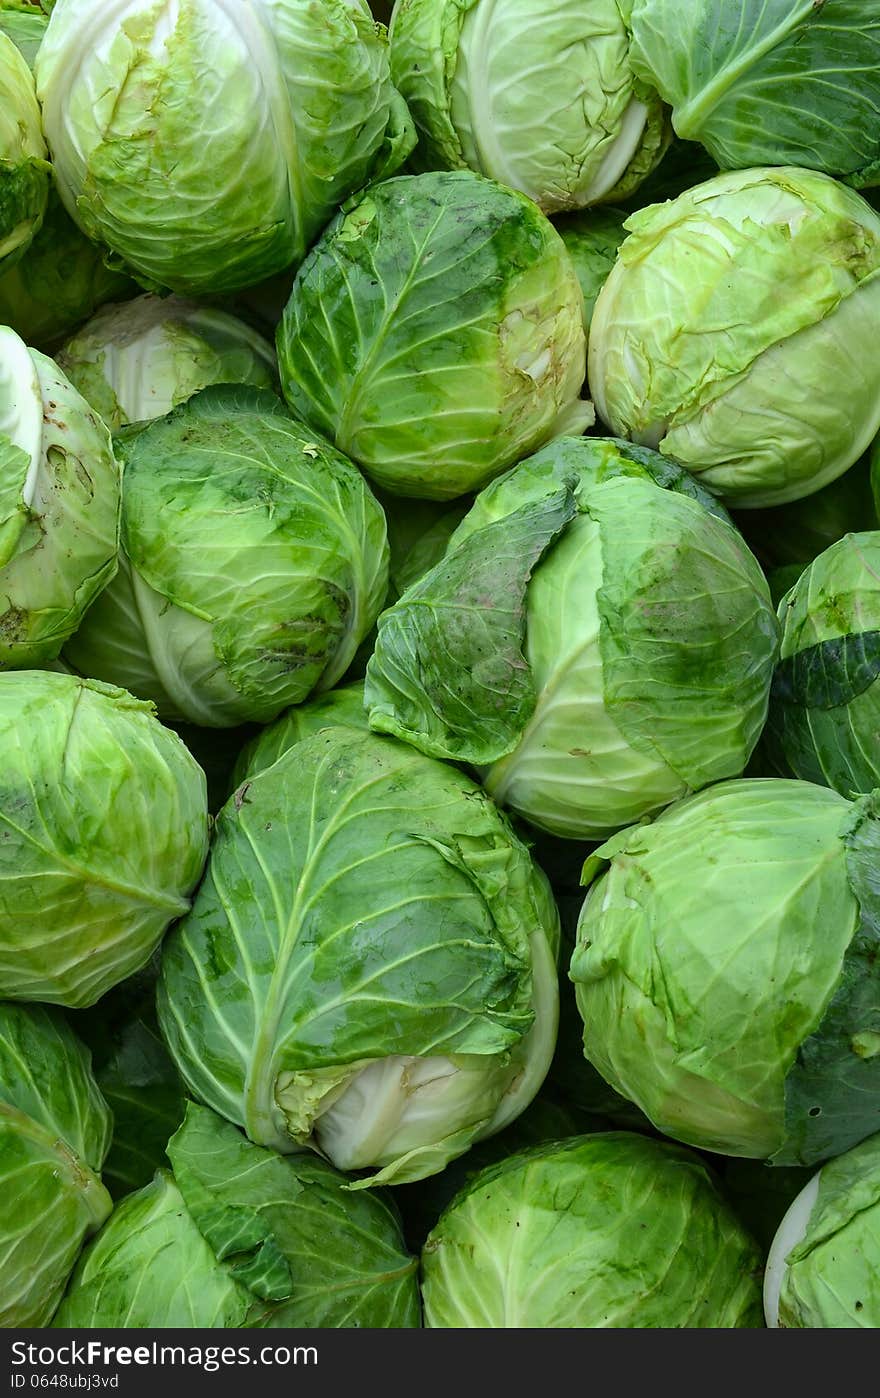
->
[766,532,880,796]
[277,170,592,500]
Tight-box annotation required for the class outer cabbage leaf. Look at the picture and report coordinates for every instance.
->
[766,533,880,794]
[52,1172,255,1328]
[0,3,48,67]
[377,487,471,602]
[590,477,778,791]
[54,1103,421,1328]
[169,1104,420,1327]
[776,794,880,1164]
[627,0,880,187]
[366,487,577,763]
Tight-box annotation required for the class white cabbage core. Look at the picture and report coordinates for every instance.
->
[312,927,558,1171]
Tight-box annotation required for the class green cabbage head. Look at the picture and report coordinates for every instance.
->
[626,0,880,188]
[0,324,121,666]
[35,0,414,295]
[366,435,778,839]
[0,671,209,1007]
[158,726,560,1187]
[0,1002,112,1326]
[764,1130,880,1328]
[57,294,277,429]
[53,1103,420,1329]
[64,385,389,727]
[766,532,880,797]
[277,170,592,500]
[571,778,880,1166]
[421,1132,763,1327]
[389,0,668,211]
[589,167,880,507]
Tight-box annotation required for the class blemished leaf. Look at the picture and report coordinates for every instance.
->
[777,791,880,1164]
[276,170,590,500]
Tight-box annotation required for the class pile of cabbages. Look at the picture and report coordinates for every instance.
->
[3,0,880,1332]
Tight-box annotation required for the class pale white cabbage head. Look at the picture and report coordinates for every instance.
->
[589,166,880,507]
[390,0,668,212]
[35,0,414,294]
